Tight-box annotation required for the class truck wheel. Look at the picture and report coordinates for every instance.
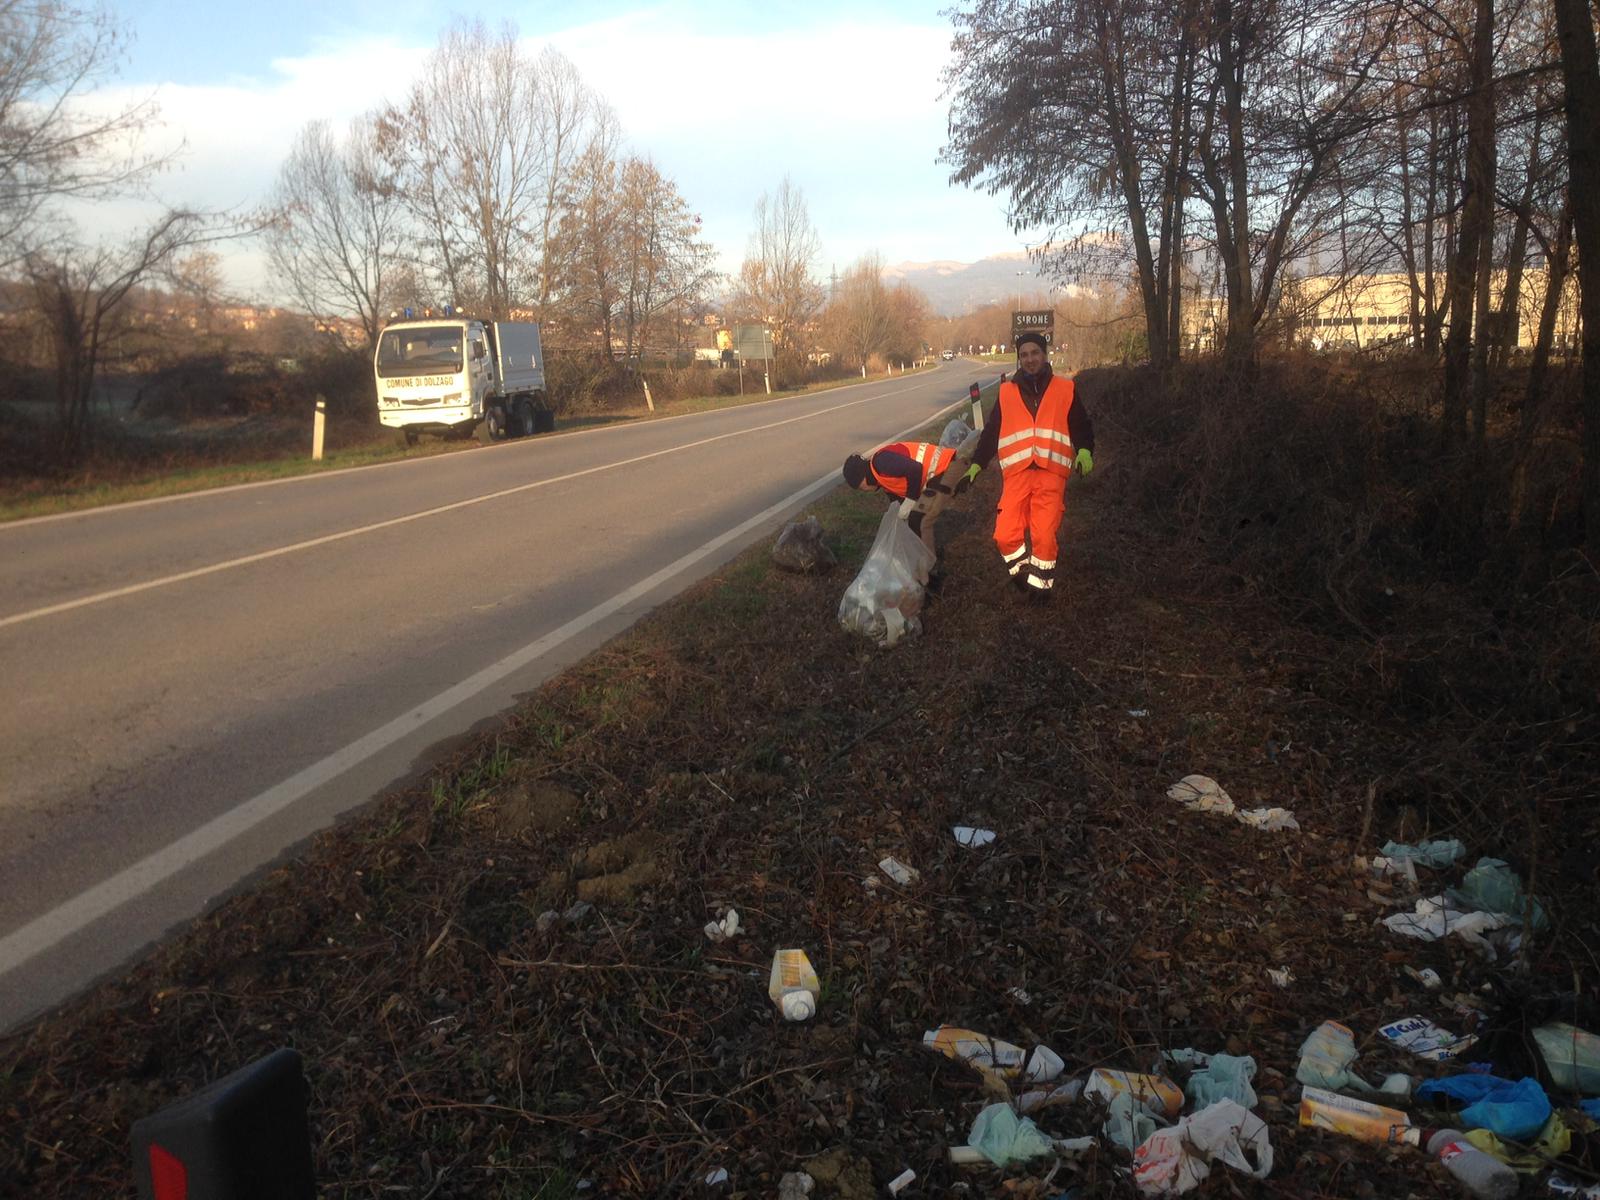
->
[399,428,420,447]
[513,398,535,437]
[477,405,508,443]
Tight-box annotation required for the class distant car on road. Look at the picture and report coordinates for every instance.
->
[941,350,955,360]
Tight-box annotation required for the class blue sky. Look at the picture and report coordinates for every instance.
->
[92,0,1034,303]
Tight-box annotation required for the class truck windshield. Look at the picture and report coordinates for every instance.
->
[375,326,463,377]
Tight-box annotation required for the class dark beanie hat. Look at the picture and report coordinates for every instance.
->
[842,453,870,488]
[1015,331,1048,352]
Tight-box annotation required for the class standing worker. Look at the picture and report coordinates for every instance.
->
[963,332,1094,602]
[842,439,961,553]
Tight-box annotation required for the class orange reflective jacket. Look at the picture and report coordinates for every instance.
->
[996,376,1076,478]
[870,441,958,498]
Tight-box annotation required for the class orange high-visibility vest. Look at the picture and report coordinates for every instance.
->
[995,376,1075,478]
[869,441,958,498]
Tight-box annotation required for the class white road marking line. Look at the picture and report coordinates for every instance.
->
[1,383,940,630]
[0,397,966,978]
[0,368,967,530]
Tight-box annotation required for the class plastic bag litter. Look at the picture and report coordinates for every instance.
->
[967,1102,1056,1165]
[939,418,974,448]
[952,826,996,848]
[1464,1113,1572,1173]
[1164,1048,1259,1109]
[1452,857,1550,931]
[1382,895,1513,958]
[770,515,836,573]
[1167,775,1298,832]
[1167,775,1236,814]
[1105,1090,1162,1150]
[1237,807,1300,832]
[1132,1100,1273,1195]
[838,507,936,647]
[1296,1021,1376,1092]
[1381,839,1466,868]
[1550,1174,1600,1198]
[1378,1014,1478,1062]
[1533,1023,1600,1094]
[1416,1075,1552,1141]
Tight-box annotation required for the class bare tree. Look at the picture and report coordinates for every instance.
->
[0,0,165,263]
[1550,0,1600,538]
[734,178,824,369]
[945,0,1200,367]
[823,255,929,368]
[615,157,717,360]
[531,48,602,318]
[266,116,403,349]
[554,117,624,362]
[25,210,218,456]
[383,22,603,319]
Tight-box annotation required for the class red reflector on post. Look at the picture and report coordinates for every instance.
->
[148,1143,188,1200]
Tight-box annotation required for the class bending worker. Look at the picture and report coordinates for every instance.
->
[965,331,1094,602]
[842,439,959,552]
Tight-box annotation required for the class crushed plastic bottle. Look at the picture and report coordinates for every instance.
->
[1428,1128,1518,1200]
[768,948,819,1021]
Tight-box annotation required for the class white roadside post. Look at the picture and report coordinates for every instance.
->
[311,394,326,461]
[641,377,655,412]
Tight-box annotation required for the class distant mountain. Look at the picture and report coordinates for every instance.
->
[881,252,1077,317]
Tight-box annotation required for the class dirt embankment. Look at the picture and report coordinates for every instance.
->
[3,366,1596,1198]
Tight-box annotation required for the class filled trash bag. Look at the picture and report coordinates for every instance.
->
[939,418,973,448]
[771,515,836,573]
[838,506,936,647]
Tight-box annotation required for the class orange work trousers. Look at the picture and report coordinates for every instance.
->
[993,467,1067,592]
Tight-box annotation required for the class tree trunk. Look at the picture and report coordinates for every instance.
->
[1443,0,1495,451]
[1216,0,1255,363]
[1523,207,1573,435]
[1551,0,1600,541]
[1493,110,1544,373]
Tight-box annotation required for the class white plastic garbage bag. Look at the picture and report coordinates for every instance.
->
[939,418,974,448]
[1132,1100,1273,1194]
[838,507,936,647]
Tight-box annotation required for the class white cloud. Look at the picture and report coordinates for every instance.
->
[66,12,1022,300]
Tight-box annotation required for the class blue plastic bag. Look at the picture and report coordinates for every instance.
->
[1416,1074,1551,1140]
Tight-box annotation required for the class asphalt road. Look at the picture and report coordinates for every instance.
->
[0,363,994,1031]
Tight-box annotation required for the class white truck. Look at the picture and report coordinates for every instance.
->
[374,317,552,444]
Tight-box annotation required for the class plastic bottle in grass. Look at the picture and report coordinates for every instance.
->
[1426,1129,1518,1200]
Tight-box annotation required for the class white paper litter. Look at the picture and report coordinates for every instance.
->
[702,909,740,943]
[952,826,996,848]
[878,856,919,885]
[1378,1014,1478,1061]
